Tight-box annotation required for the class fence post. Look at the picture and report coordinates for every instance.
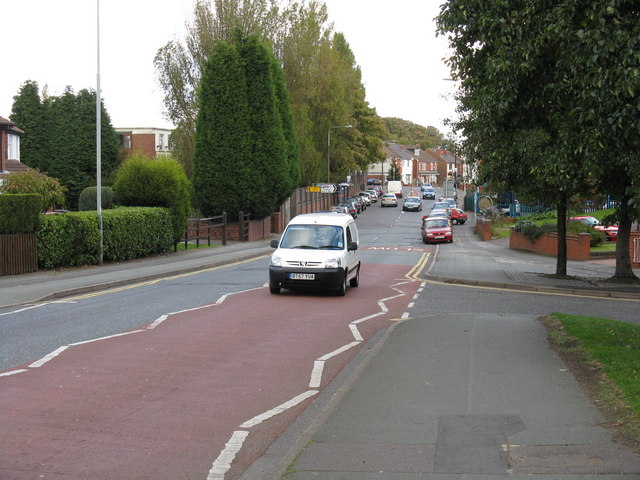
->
[222,212,227,245]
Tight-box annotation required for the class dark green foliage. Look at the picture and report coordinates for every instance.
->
[193,32,298,221]
[383,117,444,148]
[0,170,67,212]
[37,207,173,268]
[78,187,114,211]
[112,154,191,242]
[10,81,48,171]
[10,83,120,210]
[0,194,42,233]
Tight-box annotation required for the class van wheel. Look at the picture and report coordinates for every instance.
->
[269,284,280,294]
[349,264,360,287]
[336,273,347,296]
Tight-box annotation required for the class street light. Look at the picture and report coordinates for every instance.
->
[327,124,352,184]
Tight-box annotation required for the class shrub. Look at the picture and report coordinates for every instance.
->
[567,221,606,247]
[37,207,173,268]
[0,194,42,233]
[78,186,114,211]
[0,170,66,212]
[113,154,191,242]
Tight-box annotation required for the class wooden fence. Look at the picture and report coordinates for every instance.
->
[0,233,38,275]
[179,214,227,250]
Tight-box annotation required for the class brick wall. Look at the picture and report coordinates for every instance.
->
[510,230,591,261]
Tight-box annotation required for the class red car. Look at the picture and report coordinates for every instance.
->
[421,217,453,243]
[569,216,618,241]
[447,208,468,225]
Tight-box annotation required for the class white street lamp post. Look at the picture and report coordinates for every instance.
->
[327,125,352,184]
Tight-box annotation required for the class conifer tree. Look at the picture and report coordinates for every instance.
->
[193,32,298,220]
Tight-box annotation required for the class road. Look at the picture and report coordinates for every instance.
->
[0,193,428,480]
[2,186,639,480]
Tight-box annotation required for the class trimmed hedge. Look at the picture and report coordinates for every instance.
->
[79,186,114,211]
[37,207,173,268]
[0,194,42,234]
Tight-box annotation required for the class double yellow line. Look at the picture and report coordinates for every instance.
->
[405,252,430,281]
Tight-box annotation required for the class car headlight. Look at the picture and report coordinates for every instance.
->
[271,254,283,267]
[325,257,341,269]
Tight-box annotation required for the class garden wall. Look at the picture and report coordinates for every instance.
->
[474,218,493,241]
[510,229,591,261]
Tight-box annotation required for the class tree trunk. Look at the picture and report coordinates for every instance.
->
[555,193,567,276]
[613,198,638,280]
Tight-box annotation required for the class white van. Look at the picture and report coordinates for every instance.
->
[387,180,403,198]
[269,212,361,296]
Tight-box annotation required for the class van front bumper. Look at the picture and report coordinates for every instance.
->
[269,266,345,292]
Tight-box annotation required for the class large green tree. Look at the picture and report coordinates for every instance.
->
[383,118,444,148]
[155,0,386,186]
[193,32,296,220]
[10,83,119,209]
[438,0,636,275]
[437,0,639,279]
[10,81,48,171]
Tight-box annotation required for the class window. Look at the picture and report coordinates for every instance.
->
[7,134,20,161]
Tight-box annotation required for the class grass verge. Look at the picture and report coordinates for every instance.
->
[541,313,640,452]
[175,242,221,252]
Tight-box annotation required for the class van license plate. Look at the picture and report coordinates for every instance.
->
[289,273,315,280]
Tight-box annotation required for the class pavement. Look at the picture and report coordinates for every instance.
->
[2,228,640,479]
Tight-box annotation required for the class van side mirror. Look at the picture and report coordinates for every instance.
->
[348,241,358,251]
[271,239,279,248]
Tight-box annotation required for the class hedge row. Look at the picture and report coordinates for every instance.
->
[37,207,174,268]
[0,194,42,234]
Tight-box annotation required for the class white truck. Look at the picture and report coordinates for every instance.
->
[386,180,403,198]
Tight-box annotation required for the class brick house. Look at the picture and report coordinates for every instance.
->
[115,127,173,158]
[0,116,24,175]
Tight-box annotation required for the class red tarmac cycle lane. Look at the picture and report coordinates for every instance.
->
[0,263,419,480]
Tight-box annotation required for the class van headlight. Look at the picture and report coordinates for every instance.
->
[325,257,341,269]
[271,255,283,267]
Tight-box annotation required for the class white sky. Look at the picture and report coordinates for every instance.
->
[1,0,456,134]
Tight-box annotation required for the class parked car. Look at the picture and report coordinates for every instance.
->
[365,189,378,202]
[444,198,457,208]
[431,201,449,211]
[331,205,349,215]
[380,193,399,207]
[402,196,423,212]
[358,192,372,206]
[348,197,364,213]
[447,207,468,224]
[421,217,453,243]
[569,216,618,241]
[422,187,436,200]
[338,201,358,218]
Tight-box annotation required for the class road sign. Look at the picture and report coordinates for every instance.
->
[307,186,321,193]
[317,184,336,193]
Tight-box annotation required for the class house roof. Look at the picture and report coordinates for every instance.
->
[383,142,416,160]
[3,159,33,174]
[0,116,25,135]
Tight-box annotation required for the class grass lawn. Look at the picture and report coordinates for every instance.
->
[175,242,221,252]
[543,313,640,451]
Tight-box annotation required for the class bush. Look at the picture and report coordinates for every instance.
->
[567,221,606,247]
[78,187,114,211]
[0,170,66,212]
[113,154,191,242]
[37,207,173,268]
[0,194,42,233]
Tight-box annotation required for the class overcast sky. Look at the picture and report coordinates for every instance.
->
[1,0,456,134]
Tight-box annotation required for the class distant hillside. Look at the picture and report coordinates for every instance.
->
[383,117,444,148]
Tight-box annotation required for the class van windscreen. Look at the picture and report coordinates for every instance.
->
[280,225,344,250]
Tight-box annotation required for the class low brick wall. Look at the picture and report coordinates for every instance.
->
[630,232,640,268]
[510,229,591,261]
[475,219,493,241]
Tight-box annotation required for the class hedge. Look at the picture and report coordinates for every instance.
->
[0,194,42,234]
[37,207,173,268]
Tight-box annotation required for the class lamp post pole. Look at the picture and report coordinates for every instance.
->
[327,124,352,184]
